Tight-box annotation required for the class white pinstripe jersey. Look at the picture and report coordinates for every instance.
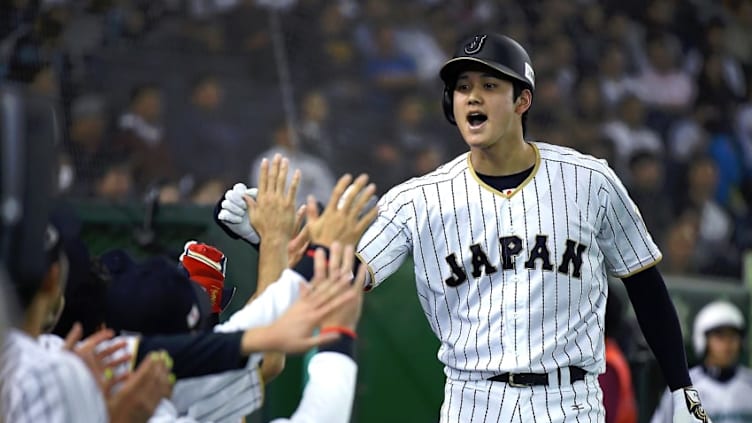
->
[357,142,661,381]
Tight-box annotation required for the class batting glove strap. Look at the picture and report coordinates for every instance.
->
[672,387,712,423]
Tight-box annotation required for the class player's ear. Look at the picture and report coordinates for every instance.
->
[514,89,532,114]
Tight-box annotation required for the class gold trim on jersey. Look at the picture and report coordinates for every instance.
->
[467,142,541,199]
[614,255,663,278]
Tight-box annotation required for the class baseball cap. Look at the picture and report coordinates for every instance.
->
[103,250,212,335]
[178,241,236,314]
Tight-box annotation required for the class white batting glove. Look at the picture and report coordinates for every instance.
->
[672,387,712,423]
[217,182,261,244]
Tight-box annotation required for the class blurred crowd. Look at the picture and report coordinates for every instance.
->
[1,0,751,278]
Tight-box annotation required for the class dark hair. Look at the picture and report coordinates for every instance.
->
[129,83,160,105]
[52,257,111,338]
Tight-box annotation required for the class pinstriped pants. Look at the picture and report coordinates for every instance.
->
[439,374,604,423]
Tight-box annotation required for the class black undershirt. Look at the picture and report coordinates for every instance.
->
[476,166,535,192]
[623,266,692,390]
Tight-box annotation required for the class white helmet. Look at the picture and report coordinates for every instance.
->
[692,301,745,357]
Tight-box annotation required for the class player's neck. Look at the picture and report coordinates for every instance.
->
[469,138,535,176]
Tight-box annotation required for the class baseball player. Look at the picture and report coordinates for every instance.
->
[651,301,752,423]
[218,34,711,422]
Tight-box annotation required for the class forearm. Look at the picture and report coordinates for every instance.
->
[622,266,691,390]
[253,234,289,301]
[137,332,246,379]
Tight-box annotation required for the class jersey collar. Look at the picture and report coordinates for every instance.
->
[467,142,541,199]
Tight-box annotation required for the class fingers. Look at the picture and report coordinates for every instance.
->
[350,183,377,218]
[293,205,306,234]
[95,340,128,362]
[305,195,320,223]
[312,247,328,289]
[258,158,269,193]
[77,328,115,354]
[275,157,289,194]
[232,182,249,193]
[325,174,353,214]
[355,204,379,235]
[353,260,368,289]
[328,242,342,278]
[339,174,370,212]
[287,169,301,205]
[226,190,249,210]
[64,322,83,350]
[307,332,340,348]
[340,244,355,278]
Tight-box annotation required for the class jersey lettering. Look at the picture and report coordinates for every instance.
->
[469,244,497,278]
[524,235,553,271]
[445,235,588,285]
[557,239,587,278]
[444,253,468,287]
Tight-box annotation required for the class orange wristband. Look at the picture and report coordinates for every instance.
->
[320,326,357,339]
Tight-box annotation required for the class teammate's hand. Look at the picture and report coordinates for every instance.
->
[241,242,359,354]
[65,323,133,396]
[217,182,260,244]
[672,387,712,423]
[246,154,301,242]
[107,350,174,423]
[305,173,378,247]
[319,243,367,331]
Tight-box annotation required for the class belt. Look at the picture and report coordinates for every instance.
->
[487,366,587,387]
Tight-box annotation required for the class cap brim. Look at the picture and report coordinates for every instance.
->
[220,286,237,312]
[439,57,528,88]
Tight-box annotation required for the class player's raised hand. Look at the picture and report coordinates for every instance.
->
[217,182,260,244]
[305,173,378,247]
[246,154,301,243]
[241,242,359,354]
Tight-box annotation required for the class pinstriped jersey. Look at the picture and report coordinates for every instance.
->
[357,142,661,380]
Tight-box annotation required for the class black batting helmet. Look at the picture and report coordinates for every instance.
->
[440,34,535,125]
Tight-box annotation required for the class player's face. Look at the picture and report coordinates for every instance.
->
[705,327,741,368]
[452,71,523,149]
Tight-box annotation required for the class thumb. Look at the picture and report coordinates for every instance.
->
[244,195,257,212]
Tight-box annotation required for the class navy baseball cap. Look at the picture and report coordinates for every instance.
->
[102,251,213,335]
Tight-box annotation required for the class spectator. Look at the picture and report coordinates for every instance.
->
[172,73,244,186]
[250,123,336,206]
[297,89,337,163]
[598,45,635,111]
[64,93,113,197]
[113,83,175,195]
[601,94,664,180]
[627,150,672,243]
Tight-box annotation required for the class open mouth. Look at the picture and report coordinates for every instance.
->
[467,112,488,128]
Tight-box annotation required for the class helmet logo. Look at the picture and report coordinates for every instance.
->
[464,35,487,55]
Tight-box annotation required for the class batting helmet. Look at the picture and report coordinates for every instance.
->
[692,301,745,357]
[439,33,535,125]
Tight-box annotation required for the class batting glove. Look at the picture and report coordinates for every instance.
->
[672,387,712,423]
[217,182,260,244]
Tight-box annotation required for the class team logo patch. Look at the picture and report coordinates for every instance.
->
[464,35,487,55]
[524,62,535,86]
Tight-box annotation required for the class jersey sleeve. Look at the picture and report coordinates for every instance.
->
[267,352,357,423]
[170,354,264,422]
[595,163,662,278]
[214,269,304,333]
[356,191,412,290]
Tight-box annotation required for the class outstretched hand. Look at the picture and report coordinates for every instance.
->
[305,174,378,247]
[241,242,361,354]
[247,154,301,243]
